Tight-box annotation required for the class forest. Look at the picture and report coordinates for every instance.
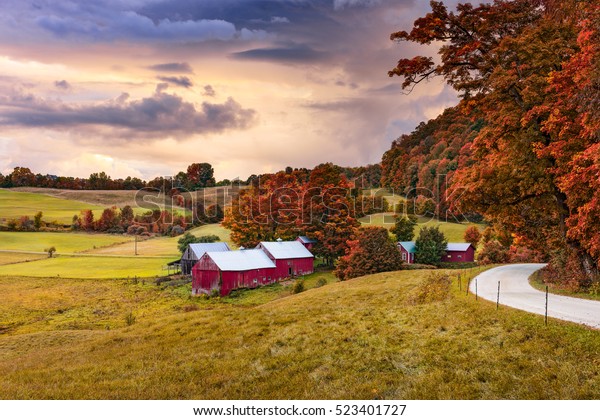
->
[384,0,599,289]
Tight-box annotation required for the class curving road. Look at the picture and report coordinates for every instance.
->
[470,264,600,329]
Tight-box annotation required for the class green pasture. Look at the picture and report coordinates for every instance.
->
[0,255,171,279]
[0,231,133,253]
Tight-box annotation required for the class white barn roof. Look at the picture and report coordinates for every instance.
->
[258,241,314,259]
[188,242,231,259]
[206,249,275,271]
[446,243,473,252]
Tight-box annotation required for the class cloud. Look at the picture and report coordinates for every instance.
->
[333,0,381,10]
[230,44,326,63]
[54,80,71,90]
[271,16,290,24]
[203,85,216,97]
[0,86,258,139]
[157,76,193,88]
[147,62,194,73]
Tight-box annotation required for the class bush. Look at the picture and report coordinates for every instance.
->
[410,273,452,304]
[478,240,509,264]
[124,312,136,326]
[314,277,327,288]
[210,288,220,298]
[292,279,305,294]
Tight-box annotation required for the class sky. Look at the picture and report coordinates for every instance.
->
[0,0,461,181]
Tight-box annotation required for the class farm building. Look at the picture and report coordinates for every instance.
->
[397,241,475,264]
[191,249,276,296]
[444,242,476,262]
[181,242,231,274]
[296,236,317,251]
[257,239,315,278]
[398,241,416,264]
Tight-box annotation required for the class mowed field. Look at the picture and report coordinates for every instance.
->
[0,189,108,225]
[0,268,598,399]
[360,213,486,243]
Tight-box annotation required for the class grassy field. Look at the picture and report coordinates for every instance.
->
[84,223,233,257]
[0,252,45,266]
[0,189,108,225]
[0,267,598,399]
[0,231,133,254]
[360,213,486,243]
[0,255,173,279]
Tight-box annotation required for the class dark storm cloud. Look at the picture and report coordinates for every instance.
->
[148,62,194,73]
[230,44,327,63]
[157,76,193,88]
[0,87,257,139]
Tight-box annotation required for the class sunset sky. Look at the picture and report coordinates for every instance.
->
[0,0,460,181]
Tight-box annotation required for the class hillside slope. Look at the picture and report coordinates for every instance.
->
[0,269,598,399]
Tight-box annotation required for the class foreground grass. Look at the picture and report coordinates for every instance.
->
[360,213,485,242]
[0,231,133,254]
[0,268,598,399]
[0,255,172,278]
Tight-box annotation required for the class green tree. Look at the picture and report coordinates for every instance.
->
[335,226,404,280]
[414,226,448,265]
[177,232,198,254]
[33,211,43,230]
[391,215,417,241]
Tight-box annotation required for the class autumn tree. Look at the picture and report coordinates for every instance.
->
[335,226,404,280]
[463,226,482,248]
[389,0,599,285]
[414,226,448,265]
[391,215,417,241]
[186,163,215,190]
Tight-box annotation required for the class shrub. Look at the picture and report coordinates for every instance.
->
[478,240,509,264]
[210,288,220,298]
[124,312,136,326]
[410,273,452,304]
[292,279,305,294]
[314,278,327,288]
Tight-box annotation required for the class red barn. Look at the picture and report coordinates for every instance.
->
[296,236,317,251]
[397,241,475,264]
[444,243,476,263]
[192,249,276,296]
[257,240,315,278]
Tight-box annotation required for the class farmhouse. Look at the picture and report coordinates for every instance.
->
[181,242,231,274]
[192,249,276,296]
[397,241,475,264]
[257,239,315,278]
[296,236,317,251]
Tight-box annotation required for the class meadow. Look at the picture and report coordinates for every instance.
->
[0,255,173,279]
[0,189,107,225]
[0,231,133,254]
[359,213,485,243]
[0,267,598,399]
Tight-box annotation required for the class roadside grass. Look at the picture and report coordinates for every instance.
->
[0,255,172,278]
[0,231,133,254]
[359,213,485,242]
[84,223,233,257]
[0,189,107,224]
[0,252,45,266]
[0,267,598,399]
[529,270,600,302]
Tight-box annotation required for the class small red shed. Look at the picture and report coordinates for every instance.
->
[192,249,276,296]
[257,240,315,278]
[444,243,475,263]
